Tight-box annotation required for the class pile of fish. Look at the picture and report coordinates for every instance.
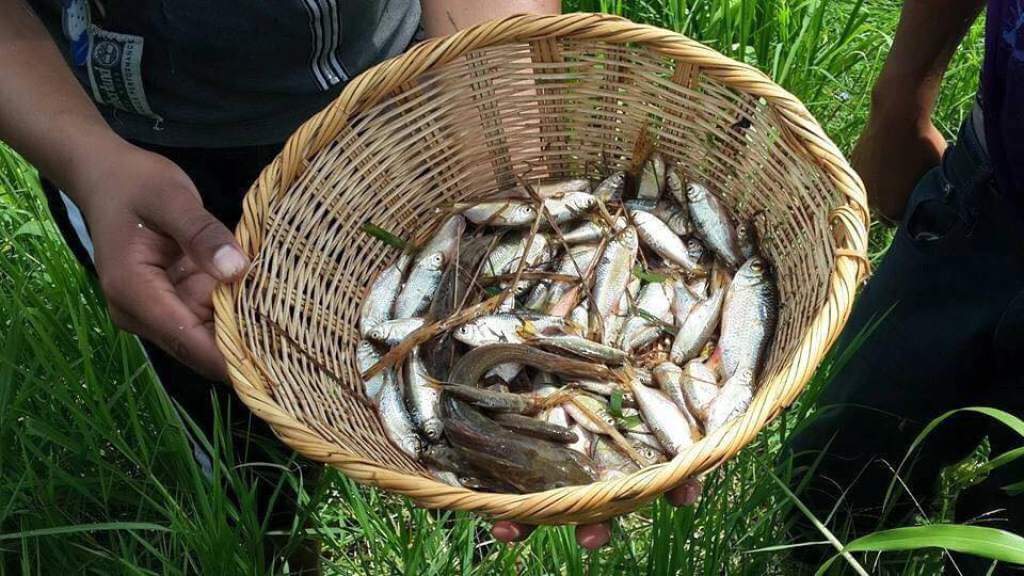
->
[357,152,778,493]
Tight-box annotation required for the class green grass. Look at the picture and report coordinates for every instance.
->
[0,1,1009,574]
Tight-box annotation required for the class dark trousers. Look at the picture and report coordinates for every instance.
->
[786,115,1024,574]
[41,142,317,546]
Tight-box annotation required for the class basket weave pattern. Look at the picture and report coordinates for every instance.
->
[212,13,869,524]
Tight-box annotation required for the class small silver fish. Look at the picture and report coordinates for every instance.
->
[652,199,690,236]
[394,251,446,319]
[524,282,551,311]
[357,340,388,401]
[543,404,572,428]
[360,253,412,335]
[452,313,566,347]
[567,423,595,456]
[591,437,639,480]
[482,234,550,280]
[719,257,777,379]
[704,368,755,433]
[666,165,687,207]
[681,359,720,421]
[569,301,590,335]
[543,192,597,224]
[404,348,443,441]
[592,227,639,318]
[670,286,725,364]
[638,153,667,200]
[736,220,759,260]
[671,282,703,326]
[624,430,665,452]
[562,393,617,434]
[593,170,626,202]
[619,280,676,352]
[366,317,427,346]
[463,200,538,227]
[631,210,701,272]
[687,183,743,269]
[534,178,590,197]
[653,361,687,412]
[419,215,466,261]
[562,216,627,244]
[542,243,601,309]
[686,238,709,270]
[376,376,423,459]
[602,291,632,346]
[575,379,635,406]
[532,335,629,364]
[631,380,698,456]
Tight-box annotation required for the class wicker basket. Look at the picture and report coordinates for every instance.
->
[212,13,869,525]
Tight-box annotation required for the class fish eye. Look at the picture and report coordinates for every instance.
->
[686,184,702,199]
[750,259,764,273]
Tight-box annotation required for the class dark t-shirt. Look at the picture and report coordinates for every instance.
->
[28,0,421,147]
[983,0,1024,202]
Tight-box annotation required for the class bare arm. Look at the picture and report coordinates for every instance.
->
[421,0,561,38]
[0,0,119,193]
[0,0,248,378]
[854,0,984,222]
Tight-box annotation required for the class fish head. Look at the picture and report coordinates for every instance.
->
[366,323,389,342]
[452,322,485,346]
[733,256,770,287]
[510,203,537,223]
[686,183,708,202]
[685,238,706,263]
[632,442,665,465]
[653,361,683,383]
[617,226,639,251]
[564,192,597,213]
[422,251,446,271]
[402,433,425,458]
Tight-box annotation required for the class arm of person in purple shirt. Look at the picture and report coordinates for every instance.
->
[853,0,985,223]
[0,0,249,379]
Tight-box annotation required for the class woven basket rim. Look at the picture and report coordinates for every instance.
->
[212,12,870,524]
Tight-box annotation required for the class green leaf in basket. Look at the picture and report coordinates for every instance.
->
[360,221,409,250]
[609,389,624,418]
[617,414,643,430]
[483,285,504,297]
[632,264,666,283]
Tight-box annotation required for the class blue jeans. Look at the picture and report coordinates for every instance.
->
[786,115,1024,574]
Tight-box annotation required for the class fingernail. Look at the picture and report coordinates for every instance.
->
[213,246,248,279]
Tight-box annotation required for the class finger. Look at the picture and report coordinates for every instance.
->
[166,254,200,285]
[107,261,226,380]
[491,521,535,543]
[574,522,611,550]
[173,270,218,321]
[666,478,703,507]
[139,179,248,282]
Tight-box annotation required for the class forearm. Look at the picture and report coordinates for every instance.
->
[871,0,984,122]
[0,0,124,197]
[421,0,561,37]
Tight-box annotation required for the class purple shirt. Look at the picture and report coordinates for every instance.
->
[983,1,1024,199]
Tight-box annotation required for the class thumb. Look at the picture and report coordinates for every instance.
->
[146,182,249,282]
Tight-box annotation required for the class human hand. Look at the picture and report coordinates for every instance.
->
[72,140,248,379]
[491,477,703,549]
[851,101,946,224]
